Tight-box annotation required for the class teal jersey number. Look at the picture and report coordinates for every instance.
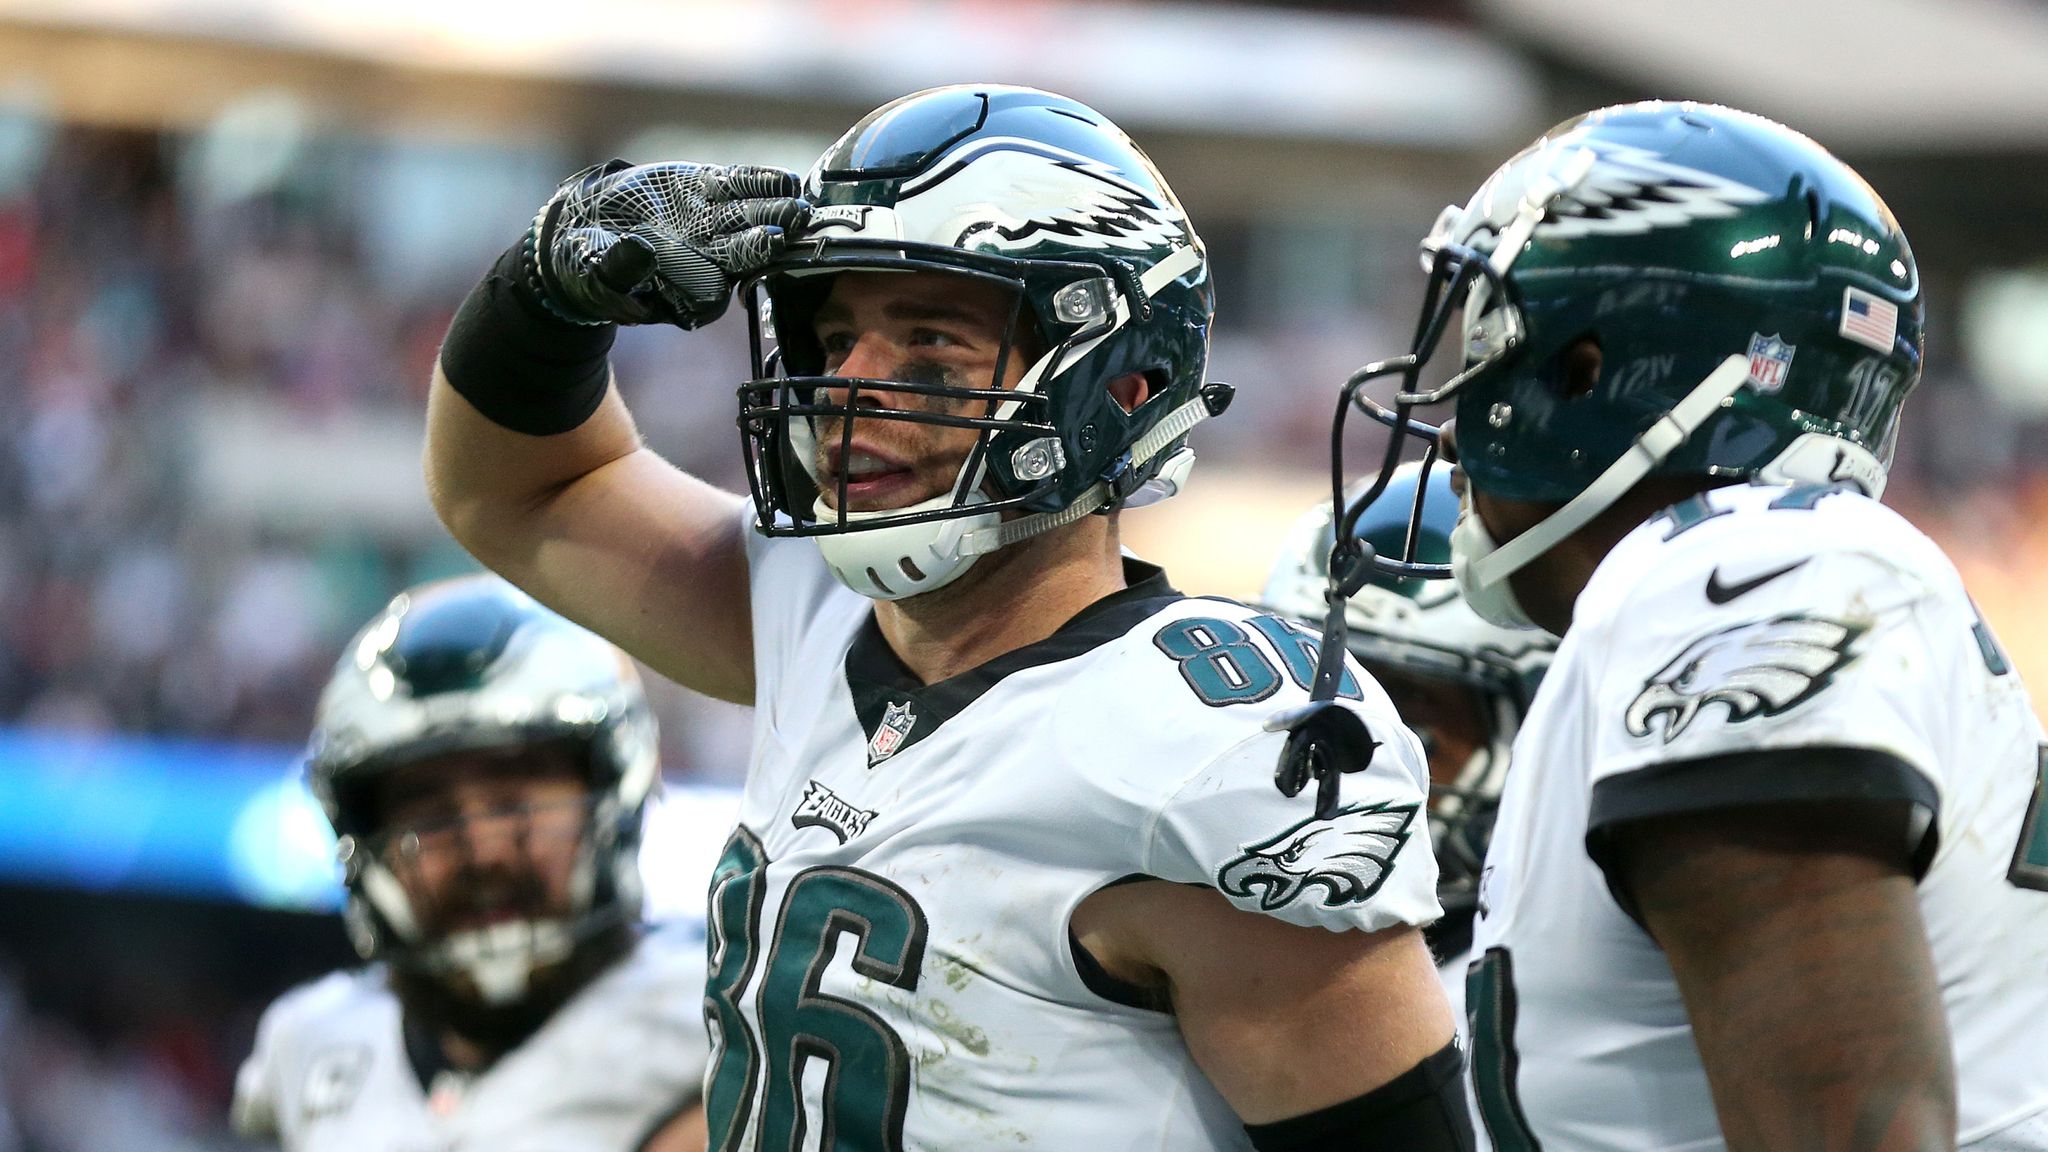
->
[1154,617,1282,706]
[1656,493,1730,541]
[1767,481,1852,512]
[1155,614,1361,706]
[703,831,931,1152]
[1466,948,1542,1152]
[704,828,768,1151]
[1245,615,1363,700]
[757,868,928,1152]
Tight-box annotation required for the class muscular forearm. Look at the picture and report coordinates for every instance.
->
[1618,805,1956,1152]
[424,363,642,552]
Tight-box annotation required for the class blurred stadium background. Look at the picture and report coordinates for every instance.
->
[0,0,2043,1146]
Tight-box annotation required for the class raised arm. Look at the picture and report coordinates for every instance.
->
[425,161,806,704]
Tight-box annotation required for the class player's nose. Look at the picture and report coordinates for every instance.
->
[825,332,902,404]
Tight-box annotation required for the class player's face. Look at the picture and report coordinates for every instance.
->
[372,745,590,939]
[1368,662,1486,790]
[1442,417,1558,591]
[809,270,1037,513]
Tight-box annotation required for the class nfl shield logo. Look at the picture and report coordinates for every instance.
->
[867,700,917,766]
[1745,333,1796,394]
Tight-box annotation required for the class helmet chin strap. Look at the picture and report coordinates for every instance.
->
[1467,353,1752,592]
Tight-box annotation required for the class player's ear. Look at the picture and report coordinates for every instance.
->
[1108,371,1151,414]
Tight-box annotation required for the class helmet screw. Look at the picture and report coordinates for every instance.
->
[1078,424,1097,452]
[1488,402,1513,429]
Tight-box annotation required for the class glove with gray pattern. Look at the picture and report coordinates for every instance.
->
[525,159,808,329]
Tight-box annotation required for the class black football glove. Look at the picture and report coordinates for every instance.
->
[524,159,808,329]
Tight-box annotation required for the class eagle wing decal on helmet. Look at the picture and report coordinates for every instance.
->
[1534,142,1773,240]
[1217,802,1418,912]
[1438,139,1772,258]
[1625,613,1864,743]
[894,136,1186,253]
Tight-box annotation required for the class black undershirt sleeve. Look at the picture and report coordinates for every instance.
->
[1243,1039,1473,1152]
[1584,744,1941,928]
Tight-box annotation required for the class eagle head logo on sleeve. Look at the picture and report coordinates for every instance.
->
[1217,802,1418,912]
[1625,613,1865,744]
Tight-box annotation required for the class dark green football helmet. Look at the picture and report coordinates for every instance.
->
[1340,101,1923,615]
[736,84,1225,600]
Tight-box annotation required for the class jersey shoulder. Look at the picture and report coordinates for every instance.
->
[522,928,712,1108]
[254,967,393,1050]
[578,924,708,1025]
[1571,483,1994,814]
[232,968,393,1138]
[1049,593,1440,933]
[1050,592,1413,791]
[1578,482,1959,639]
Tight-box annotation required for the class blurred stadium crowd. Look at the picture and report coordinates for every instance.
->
[0,102,2045,1150]
[4,125,2042,761]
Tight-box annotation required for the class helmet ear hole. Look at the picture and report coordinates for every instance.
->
[1108,371,1156,415]
[1557,335,1603,400]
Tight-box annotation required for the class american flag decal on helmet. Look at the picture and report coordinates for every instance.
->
[1840,287,1899,354]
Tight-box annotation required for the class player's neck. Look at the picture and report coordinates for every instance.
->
[1525,479,1730,634]
[440,1028,495,1073]
[873,518,1128,685]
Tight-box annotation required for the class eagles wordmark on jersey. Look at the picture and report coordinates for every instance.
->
[705,514,1439,1151]
[231,926,710,1152]
[1467,483,2048,1152]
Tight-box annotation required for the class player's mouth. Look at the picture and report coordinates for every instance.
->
[819,444,923,512]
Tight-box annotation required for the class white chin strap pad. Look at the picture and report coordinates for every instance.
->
[432,919,578,1004]
[813,493,999,601]
[1469,354,1753,590]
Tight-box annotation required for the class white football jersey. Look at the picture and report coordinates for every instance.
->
[231,926,710,1152]
[1468,482,2048,1151]
[711,522,1440,1151]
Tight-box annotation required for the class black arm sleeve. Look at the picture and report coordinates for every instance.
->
[439,242,616,437]
[1244,1039,1473,1152]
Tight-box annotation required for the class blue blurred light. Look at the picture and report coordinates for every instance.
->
[0,726,339,910]
[0,727,735,924]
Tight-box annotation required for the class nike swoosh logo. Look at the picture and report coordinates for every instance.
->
[1705,559,1809,604]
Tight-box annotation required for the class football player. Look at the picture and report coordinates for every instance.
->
[425,85,1473,1149]
[231,575,711,1151]
[1326,101,2048,1151]
[1259,464,1552,1015]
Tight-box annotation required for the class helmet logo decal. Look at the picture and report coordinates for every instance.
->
[791,780,878,845]
[1745,333,1797,394]
[867,699,918,765]
[1840,286,1900,353]
[1448,140,1771,255]
[1625,613,1863,743]
[1216,802,1417,911]
[894,136,1185,253]
[1531,142,1771,240]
